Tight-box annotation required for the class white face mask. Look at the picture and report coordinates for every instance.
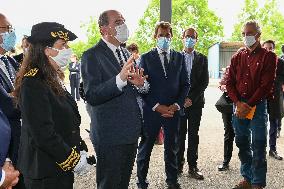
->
[114,23,129,43]
[243,34,257,48]
[49,48,73,68]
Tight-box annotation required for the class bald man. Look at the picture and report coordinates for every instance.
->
[0,14,22,189]
[81,10,147,189]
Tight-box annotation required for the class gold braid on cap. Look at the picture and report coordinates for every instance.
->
[50,31,69,41]
[24,68,39,77]
[57,147,81,171]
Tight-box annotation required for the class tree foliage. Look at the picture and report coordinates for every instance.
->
[231,0,284,55]
[130,0,224,55]
[70,17,101,58]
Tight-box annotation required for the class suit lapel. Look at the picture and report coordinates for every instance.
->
[98,39,121,71]
[168,50,176,75]
[151,48,166,78]
[190,51,200,81]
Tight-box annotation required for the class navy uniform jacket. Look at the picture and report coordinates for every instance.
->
[140,48,190,114]
[81,39,142,146]
[68,62,81,80]
[17,68,83,179]
[0,108,11,181]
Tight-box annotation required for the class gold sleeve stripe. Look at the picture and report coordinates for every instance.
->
[57,147,81,172]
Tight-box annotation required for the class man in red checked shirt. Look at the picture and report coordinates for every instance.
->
[227,21,277,189]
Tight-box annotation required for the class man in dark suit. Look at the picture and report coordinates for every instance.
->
[81,10,147,189]
[262,40,284,161]
[0,108,20,189]
[69,55,81,101]
[136,22,190,189]
[176,28,209,180]
[0,13,21,165]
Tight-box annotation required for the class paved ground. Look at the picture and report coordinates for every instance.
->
[73,84,284,189]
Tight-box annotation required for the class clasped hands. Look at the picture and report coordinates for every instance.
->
[155,104,179,118]
[235,101,252,119]
[119,56,148,87]
[0,161,20,189]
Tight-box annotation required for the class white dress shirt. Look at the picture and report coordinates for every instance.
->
[183,50,194,82]
[102,38,127,91]
[157,47,170,78]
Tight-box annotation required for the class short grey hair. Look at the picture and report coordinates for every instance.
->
[98,11,109,27]
[243,20,262,33]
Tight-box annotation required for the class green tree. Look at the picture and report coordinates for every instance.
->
[231,0,284,55]
[130,0,224,55]
[70,17,101,58]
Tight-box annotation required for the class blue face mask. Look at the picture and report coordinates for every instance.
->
[0,31,16,51]
[157,37,171,50]
[185,37,196,49]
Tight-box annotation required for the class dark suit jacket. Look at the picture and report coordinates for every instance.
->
[268,57,284,118]
[0,108,11,166]
[0,56,21,163]
[18,70,82,179]
[140,48,190,114]
[0,108,10,182]
[81,39,141,146]
[186,51,209,109]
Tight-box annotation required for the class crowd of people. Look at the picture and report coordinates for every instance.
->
[0,9,283,189]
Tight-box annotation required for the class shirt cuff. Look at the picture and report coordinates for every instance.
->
[152,103,160,111]
[174,103,181,110]
[116,74,127,91]
[0,169,5,187]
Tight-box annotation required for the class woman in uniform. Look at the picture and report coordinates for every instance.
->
[13,22,89,189]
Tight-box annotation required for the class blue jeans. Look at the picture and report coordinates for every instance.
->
[233,100,268,187]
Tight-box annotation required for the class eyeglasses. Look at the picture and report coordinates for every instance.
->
[0,25,15,33]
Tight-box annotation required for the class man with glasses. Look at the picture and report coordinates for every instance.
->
[176,28,208,180]
[0,13,23,189]
[0,13,21,164]
[227,21,277,189]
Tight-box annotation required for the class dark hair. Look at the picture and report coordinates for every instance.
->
[263,40,275,49]
[13,41,65,104]
[154,21,173,38]
[127,43,139,53]
[182,28,198,39]
[281,45,284,53]
[98,11,109,27]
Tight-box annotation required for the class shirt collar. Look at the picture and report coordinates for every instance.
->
[245,43,262,55]
[102,38,120,53]
[157,47,170,55]
[184,50,195,56]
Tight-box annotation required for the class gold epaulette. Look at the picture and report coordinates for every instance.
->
[24,68,39,77]
[57,147,81,171]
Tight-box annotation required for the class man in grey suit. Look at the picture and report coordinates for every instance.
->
[81,10,147,189]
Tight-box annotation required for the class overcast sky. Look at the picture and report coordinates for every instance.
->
[1,0,283,43]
